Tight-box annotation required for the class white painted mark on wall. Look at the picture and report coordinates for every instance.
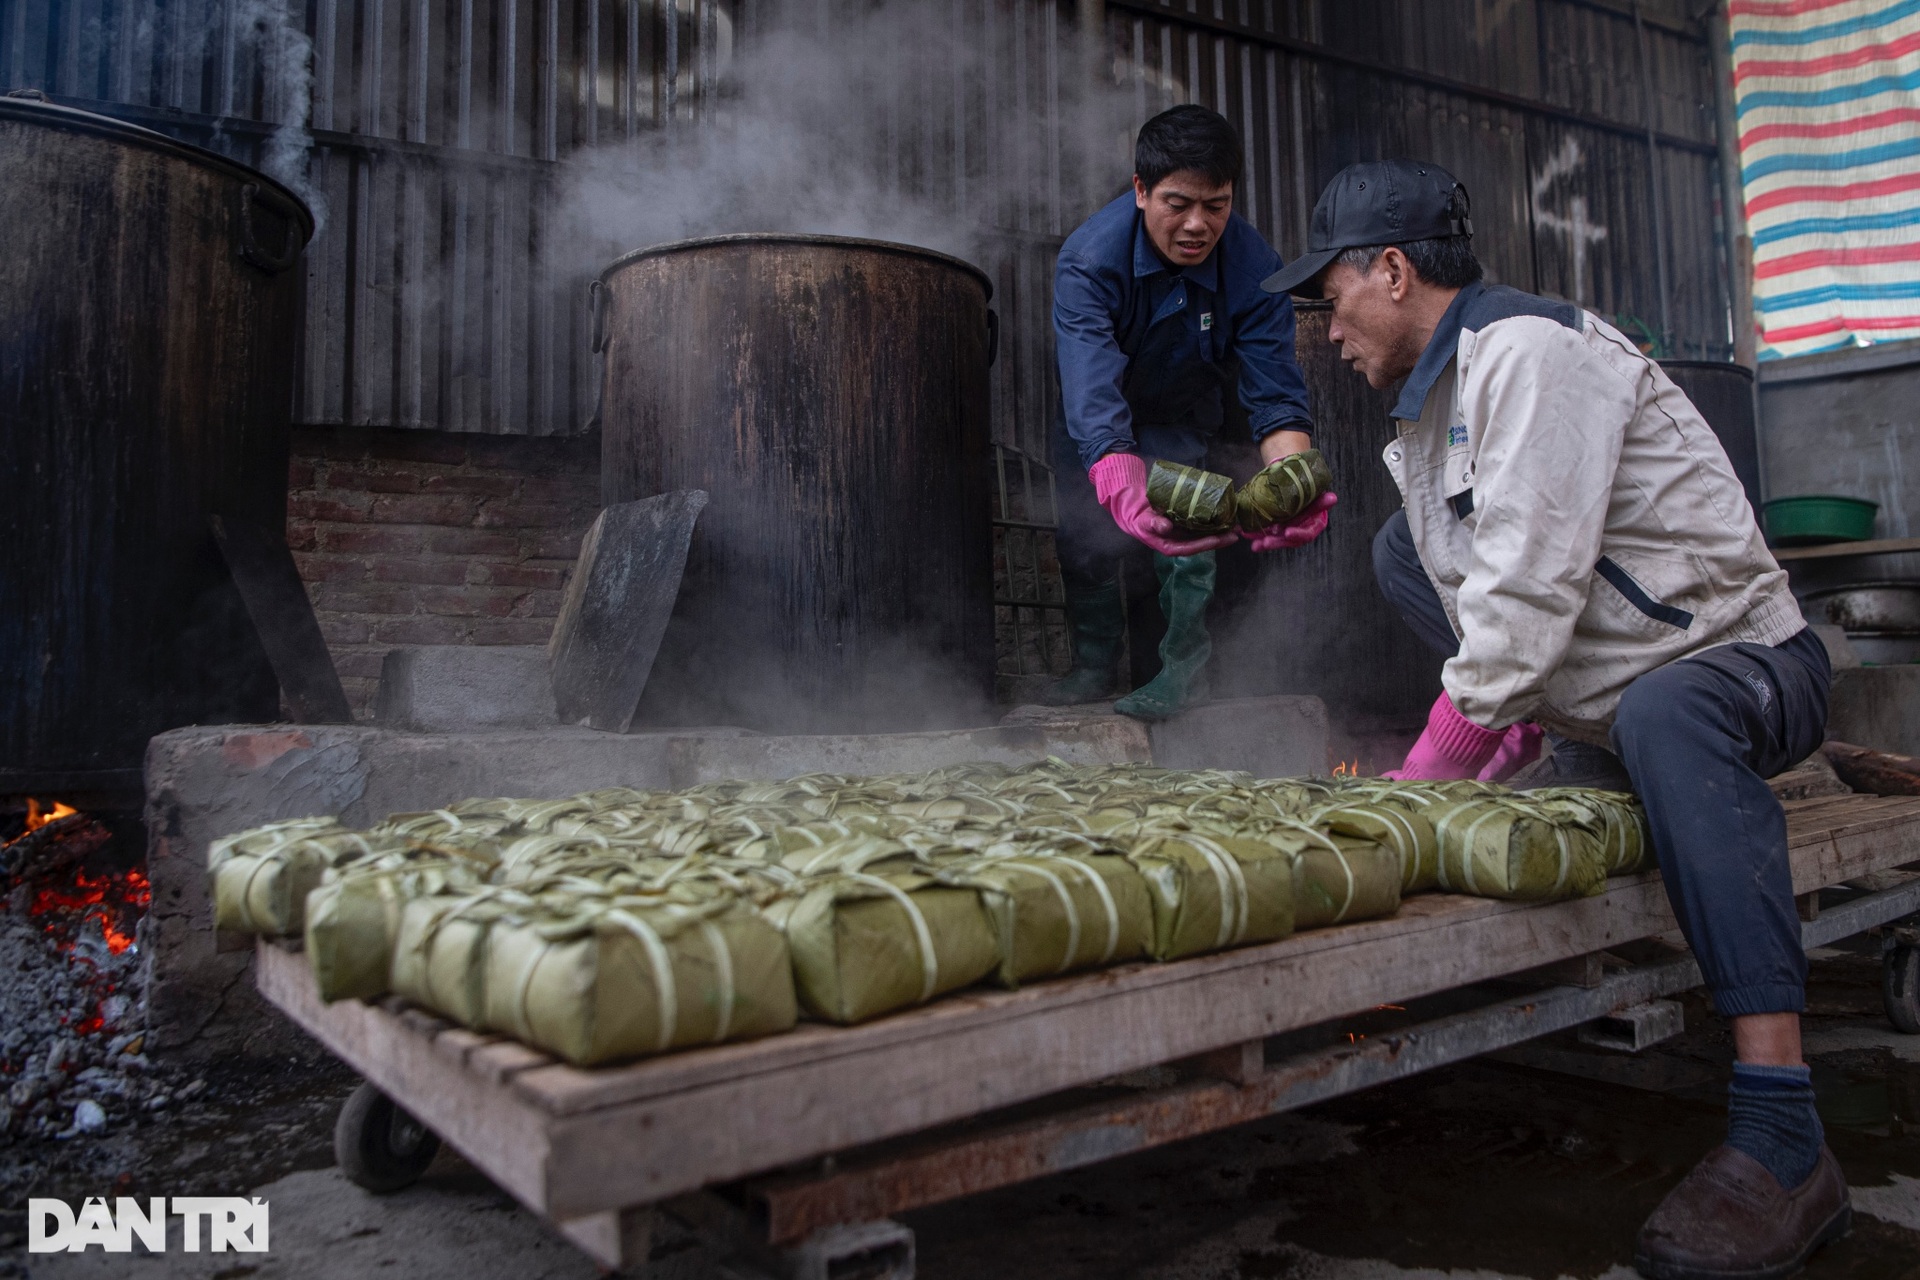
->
[1531,138,1609,306]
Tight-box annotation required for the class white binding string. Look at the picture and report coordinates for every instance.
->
[697,920,735,1043]
[1183,834,1249,947]
[1549,827,1572,897]
[847,873,940,1002]
[1069,858,1123,963]
[606,907,680,1053]
[1003,860,1084,975]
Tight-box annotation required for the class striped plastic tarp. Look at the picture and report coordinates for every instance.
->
[1735,0,1920,359]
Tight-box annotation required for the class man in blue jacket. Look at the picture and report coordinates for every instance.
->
[1045,105,1325,720]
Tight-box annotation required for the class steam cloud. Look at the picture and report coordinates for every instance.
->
[551,0,1139,276]
[219,0,329,233]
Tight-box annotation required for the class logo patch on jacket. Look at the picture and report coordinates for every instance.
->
[1447,424,1468,447]
[1200,312,1213,331]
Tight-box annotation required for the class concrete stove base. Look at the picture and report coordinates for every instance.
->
[141,696,1327,1060]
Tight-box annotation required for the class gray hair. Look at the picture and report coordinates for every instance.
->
[1335,236,1483,289]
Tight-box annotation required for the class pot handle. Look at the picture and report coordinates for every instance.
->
[589,280,611,354]
[987,309,999,368]
[237,183,303,274]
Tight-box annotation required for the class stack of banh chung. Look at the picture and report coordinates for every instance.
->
[210,762,1651,1067]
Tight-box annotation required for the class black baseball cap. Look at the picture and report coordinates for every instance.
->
[1261,160,1474,296]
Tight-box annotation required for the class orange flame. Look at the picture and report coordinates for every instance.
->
[1331,759,1361,778]
[15,799,78,840]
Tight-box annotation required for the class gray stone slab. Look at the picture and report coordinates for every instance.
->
[374,646,559,732]
[1001,695,1330,778]
[1829,665,1920,756]
[672,720,1152,785]
[1146,695,1330,777]
[549,490,707,733]
[141,713,1157,1060]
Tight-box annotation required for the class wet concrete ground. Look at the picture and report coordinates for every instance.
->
[8,937,1918,1280]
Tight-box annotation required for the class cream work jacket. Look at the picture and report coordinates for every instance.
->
[1383,283,1805,745]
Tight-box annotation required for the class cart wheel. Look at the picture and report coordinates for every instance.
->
[1887,945,1920,1035]
[335,1081,441,1193]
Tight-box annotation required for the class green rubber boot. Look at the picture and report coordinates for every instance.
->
[1041,577,1126,706]
[1113,551,1215,722]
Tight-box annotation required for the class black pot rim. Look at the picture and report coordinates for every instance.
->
[0,92,316,242]
[598,232,993,299]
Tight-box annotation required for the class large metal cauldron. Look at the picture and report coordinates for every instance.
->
[1209,303,1443,731]
[1659,360,1762,515]
[597,234,996,733]
[0,94,311,793]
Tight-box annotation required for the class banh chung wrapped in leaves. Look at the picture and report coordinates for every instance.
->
[932,835,1154,986]
[210,818,495,938]
[1123,828,1295,960]
[767,866,1001,1023]
[209,758,1660,1067]
[1147,460,1239,535]
[1235,448,1335,533]
[388,882,797,1065]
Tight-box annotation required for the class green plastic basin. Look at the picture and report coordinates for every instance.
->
[1763,495,1878,547]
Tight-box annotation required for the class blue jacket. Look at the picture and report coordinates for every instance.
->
[1053,192,1314,471]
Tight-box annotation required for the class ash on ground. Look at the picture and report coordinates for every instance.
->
[2,809,158,1144]
[0,810,359,1264]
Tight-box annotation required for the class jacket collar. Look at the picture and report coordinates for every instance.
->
[1390,281,1484,422]
[1132,214,1221,291]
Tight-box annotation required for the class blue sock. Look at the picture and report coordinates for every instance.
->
[1726,1062,1824,1189]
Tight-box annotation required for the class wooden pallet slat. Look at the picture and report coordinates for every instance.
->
[256,796,1920,1227]
[254,942,555,1211]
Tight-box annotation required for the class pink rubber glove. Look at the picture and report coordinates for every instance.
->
[1383,692,1506,781]
[1089,452,1238,556]
[1248,491,1338,552]
[1477,722,1544,782]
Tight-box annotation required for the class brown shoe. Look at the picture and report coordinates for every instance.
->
[1634,1145,1851,1280]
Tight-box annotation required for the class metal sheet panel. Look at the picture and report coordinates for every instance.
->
[0,0,1736,437]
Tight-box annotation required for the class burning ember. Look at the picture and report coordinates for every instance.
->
[22,797,79,831]
[2,798,161,1141]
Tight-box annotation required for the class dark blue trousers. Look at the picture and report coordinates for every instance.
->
[1373,510,1831,1016]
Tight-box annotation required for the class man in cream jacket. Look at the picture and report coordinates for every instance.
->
[1264,161,1840,1280]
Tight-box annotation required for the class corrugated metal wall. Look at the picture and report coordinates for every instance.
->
[2,0,1733,449]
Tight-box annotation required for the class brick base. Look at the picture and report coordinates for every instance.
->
[287,427,601,717]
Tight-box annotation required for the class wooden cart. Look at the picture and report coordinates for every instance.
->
[256,794,1920,1278]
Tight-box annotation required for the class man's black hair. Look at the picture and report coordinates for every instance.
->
[1135,105,1242,192]
[1335,236,1483,289]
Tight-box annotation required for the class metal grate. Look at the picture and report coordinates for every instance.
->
[991,444,1070,701]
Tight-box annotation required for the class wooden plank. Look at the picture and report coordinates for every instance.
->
[397,1007,452,1039]
[743,951,1713,1246]
[208,515,354,724]
[746,870,1920,1246]
[1782,794,1901,840]
[512,797,1920,1124]
[256,798,1920,1223]
[528,880,1681,1216]
[468,1039,557,1085]
[1772,536,1920,562]
[1792,802,1920,894]
[525,808,1920,1217]
[548,492,708,733]
[1819,796,1920,840]
[510,890,1576,1115]
[432,1028,506,1068]
[554,1207,653,1270]
[252,941,555,1212]
[1182,1039,1264,1085]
